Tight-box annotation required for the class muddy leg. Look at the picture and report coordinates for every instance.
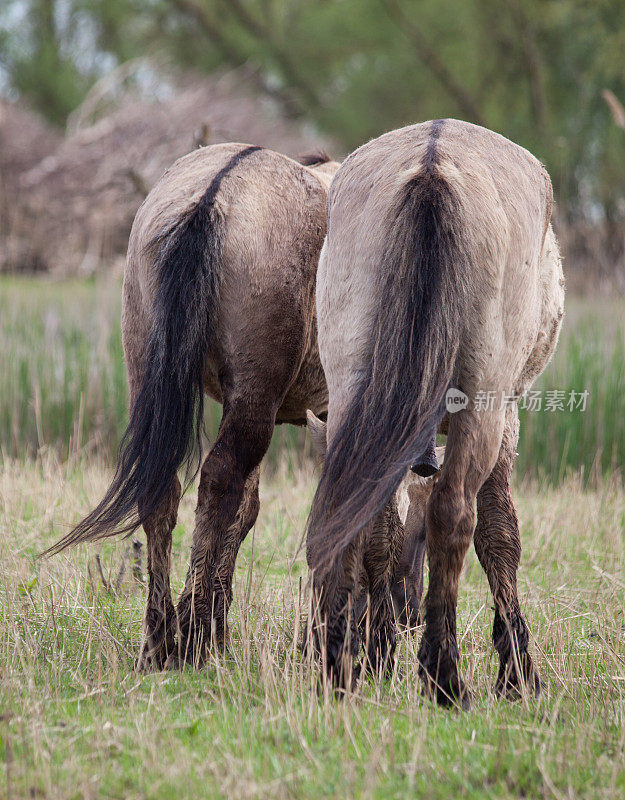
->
[473,405,541,698]
[175,404,272,666]
[309,537,364,692]
[136,478,181,671]
[391,481,429,628]
[211,467,260,644]
[361,500,403,675]
[418,409,504,708]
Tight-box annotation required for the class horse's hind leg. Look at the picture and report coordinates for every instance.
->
[136,478,181,671]
[210,466,260,643]
[473,405,541,698]
[361,500,403,675]
[310,537,363,692]
[418,408,505,708]
[175,403,271,665]
[124,346,182,672]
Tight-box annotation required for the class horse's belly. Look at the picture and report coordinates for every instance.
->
[276,354,328,425]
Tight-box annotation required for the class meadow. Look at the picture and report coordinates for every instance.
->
[1,458,624,798]
[1,277,624,481]
[1,277,624,799]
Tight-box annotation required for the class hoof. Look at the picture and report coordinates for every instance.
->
[174,635,211,668]
[322,644,360,695]
[495,658,542,700]
[162,653,191,671]
[137,612,176,672]
[365,633,397,679]
[135,644,171,673]
[330,660,361,697]
[422,672,472,710]
[418,641,471,710]
[175,610,227,668]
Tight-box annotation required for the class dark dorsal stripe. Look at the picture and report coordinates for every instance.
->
[423,119,445,171]
[200,145,263,207]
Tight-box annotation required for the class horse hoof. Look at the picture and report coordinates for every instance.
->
[135,646,169,673]
[418,648,471,709]
[434,677,472,710]
[495,661,542,700]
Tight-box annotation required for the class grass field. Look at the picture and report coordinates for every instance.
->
[1,457,624,799]
[1,276,625,481]
[1,277,624,798]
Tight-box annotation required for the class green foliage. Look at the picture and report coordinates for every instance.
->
[518,311,625,482]
[2,0,624,216]
[0,0,93,125]
[0,278,622,483]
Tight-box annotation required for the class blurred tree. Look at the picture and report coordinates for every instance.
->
[0,0,95,125]
[1,0,624,223]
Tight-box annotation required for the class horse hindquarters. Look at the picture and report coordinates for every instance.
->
[308,143,471,692]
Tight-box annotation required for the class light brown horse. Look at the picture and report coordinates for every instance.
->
[46,135,550,685]
[307,119,564,706]
[47,144,339,668]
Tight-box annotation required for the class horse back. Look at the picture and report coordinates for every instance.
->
[123,143,333,422]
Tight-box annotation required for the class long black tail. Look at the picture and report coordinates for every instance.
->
[45,146,262,556]
[308,161,470,575]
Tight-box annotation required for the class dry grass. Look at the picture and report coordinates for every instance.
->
[1,456,624,799]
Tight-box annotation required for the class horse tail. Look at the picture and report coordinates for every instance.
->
[308,152,470,574]
[45,146,262,556]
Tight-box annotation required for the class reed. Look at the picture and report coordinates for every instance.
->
[0,276,622,481]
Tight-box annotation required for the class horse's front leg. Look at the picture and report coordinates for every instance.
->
[309,537,363,693]
[361,501,403,676]
[391,479,429,629]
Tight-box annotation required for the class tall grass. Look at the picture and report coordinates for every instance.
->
[1,458,624,798]
[0,276,623,481]
[518,315,625,481]
[0,276,306,467]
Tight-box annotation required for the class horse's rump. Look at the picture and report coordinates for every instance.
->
[308,132,474,575]
[308,119,557,574]
[46,143,337,556]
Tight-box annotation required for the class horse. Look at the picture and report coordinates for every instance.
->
[46,143,339,669]
[46,134,553,683]
[306,118,564,707]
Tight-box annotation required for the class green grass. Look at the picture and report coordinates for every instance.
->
[0,276,305,469]
[517,300,625,482]
[1,276,623,482]
[1,278,624,797]
[1,459,624,799]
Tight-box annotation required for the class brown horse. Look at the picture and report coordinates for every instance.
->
[307,119,564,706]
[47,136,550,686]
[47,143,339,668]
